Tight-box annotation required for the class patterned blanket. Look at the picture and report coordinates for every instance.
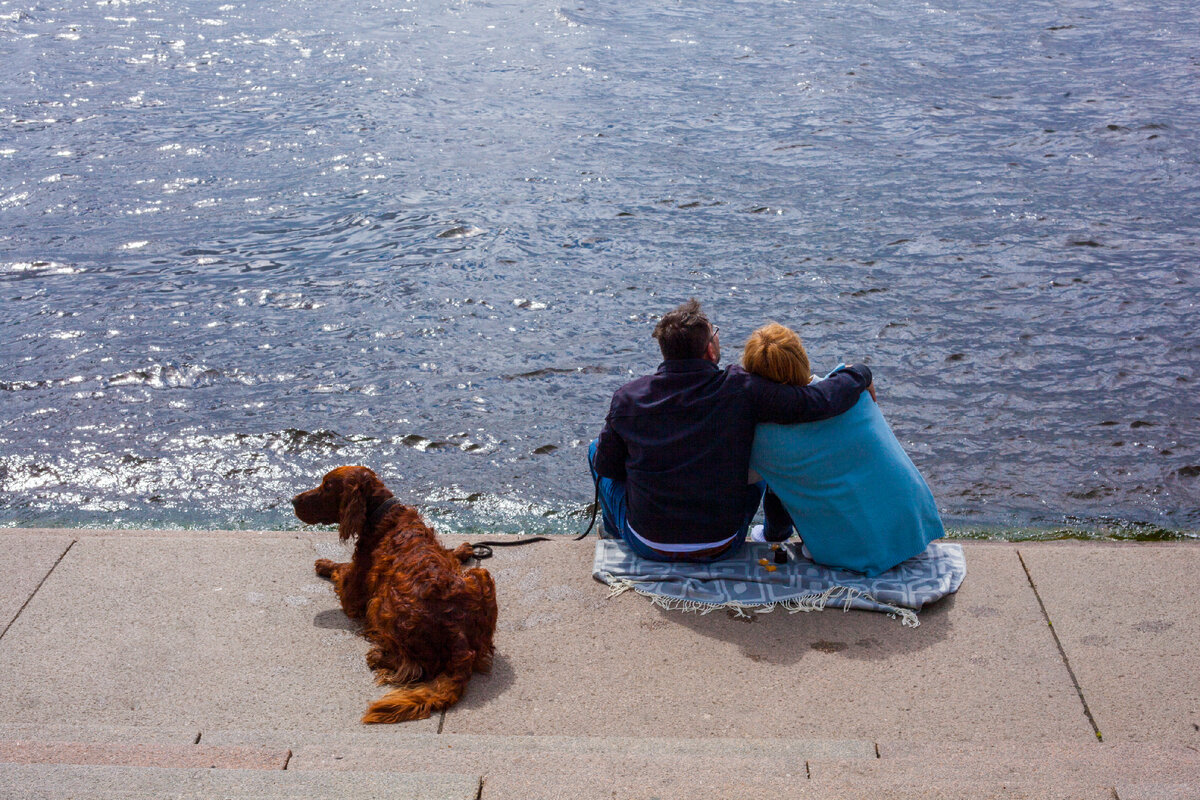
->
[592,538,966,627]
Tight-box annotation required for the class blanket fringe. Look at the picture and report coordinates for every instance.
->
[604,577,919,627]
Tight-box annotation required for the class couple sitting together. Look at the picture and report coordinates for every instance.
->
[589,299,943,577]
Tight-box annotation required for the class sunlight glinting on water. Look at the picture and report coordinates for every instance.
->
[0,0,1197,536]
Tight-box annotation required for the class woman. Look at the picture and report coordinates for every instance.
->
[743,323,944,576]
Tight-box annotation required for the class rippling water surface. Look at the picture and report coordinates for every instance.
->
[2,0,1198,536]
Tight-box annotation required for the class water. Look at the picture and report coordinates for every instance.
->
[1,0,1198,537]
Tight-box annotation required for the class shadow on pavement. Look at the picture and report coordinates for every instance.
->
[652,593,956,666]
[313,607,358,632]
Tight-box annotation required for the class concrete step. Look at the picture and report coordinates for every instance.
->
[861,739,1200,785]
[0,724,481,800]
[0,726,870,799]
[0,740,287,770]
[0,723,198,744]
[5,724,1199,800]
[0,723,287,771]
[203,726,878,760]
[1116,784,1200,800]
[204,729,1192,799]
[0,763,481,800]
[803,741,1200,800]
[217,729,869,799]
[790,779,1116,800]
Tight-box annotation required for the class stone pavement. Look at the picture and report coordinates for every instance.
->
[1,528,1198,799]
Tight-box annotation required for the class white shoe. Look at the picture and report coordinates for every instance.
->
[749,524,767,543]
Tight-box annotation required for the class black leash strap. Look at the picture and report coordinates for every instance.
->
[575,468,600,540]
[469,470,602,559]
[365,491,600,561]
[468,537,552,560]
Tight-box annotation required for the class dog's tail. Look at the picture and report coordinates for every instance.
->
[362,641,474,724]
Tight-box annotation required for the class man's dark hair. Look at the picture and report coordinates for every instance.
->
[653,298,712,360]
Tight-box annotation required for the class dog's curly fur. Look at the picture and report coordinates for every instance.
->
[292,466,497,723]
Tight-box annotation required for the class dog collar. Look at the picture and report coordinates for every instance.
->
[364,496,401,535]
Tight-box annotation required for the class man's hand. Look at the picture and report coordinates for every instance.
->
[867,382,877,403]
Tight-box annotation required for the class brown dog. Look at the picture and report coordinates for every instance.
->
[292,466,497,723]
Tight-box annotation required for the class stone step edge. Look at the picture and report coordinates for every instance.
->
[1,760,1167,800]
[0,723,198,746]
[1115,782,1200,800]
[198,729,1200,766]
[5,723,1199,767]
[0,763,481,800]
[207,728,878,760]
[0,740,287,771]
[0,723,875,760]
[8,737,1198,794]
[5,737,1198,798]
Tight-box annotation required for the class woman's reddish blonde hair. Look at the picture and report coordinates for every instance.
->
[742,322,812,386]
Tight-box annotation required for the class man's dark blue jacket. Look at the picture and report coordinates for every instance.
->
[592,359,873,547]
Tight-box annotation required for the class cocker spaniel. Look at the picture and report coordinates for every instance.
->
[292,466,497,723]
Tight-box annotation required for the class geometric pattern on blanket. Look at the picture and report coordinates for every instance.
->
[592,538,967,628]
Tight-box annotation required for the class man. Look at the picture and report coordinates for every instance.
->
[589,299,874,562]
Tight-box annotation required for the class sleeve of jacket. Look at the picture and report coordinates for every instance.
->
[591,415,629,481]
[749,364,873,424]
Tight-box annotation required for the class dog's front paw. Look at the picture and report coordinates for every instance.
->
[314,558,338,578]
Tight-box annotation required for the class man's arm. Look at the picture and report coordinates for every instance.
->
[592,417,629,481]
[748,364,874,424]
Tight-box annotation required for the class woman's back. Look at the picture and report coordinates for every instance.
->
[750,385,943,576]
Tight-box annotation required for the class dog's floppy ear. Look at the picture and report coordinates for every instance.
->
[338,471,368,541]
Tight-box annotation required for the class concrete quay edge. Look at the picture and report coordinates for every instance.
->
[1,528,1198,798]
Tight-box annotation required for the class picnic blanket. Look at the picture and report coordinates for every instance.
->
[592,538,966,627]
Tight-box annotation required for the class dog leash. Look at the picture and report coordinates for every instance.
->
[467,537,552,560]
[362,491,600,561]
[469,473,601,559]
[576,468,601,540]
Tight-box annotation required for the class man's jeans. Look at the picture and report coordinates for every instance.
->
[587,439,770,563]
